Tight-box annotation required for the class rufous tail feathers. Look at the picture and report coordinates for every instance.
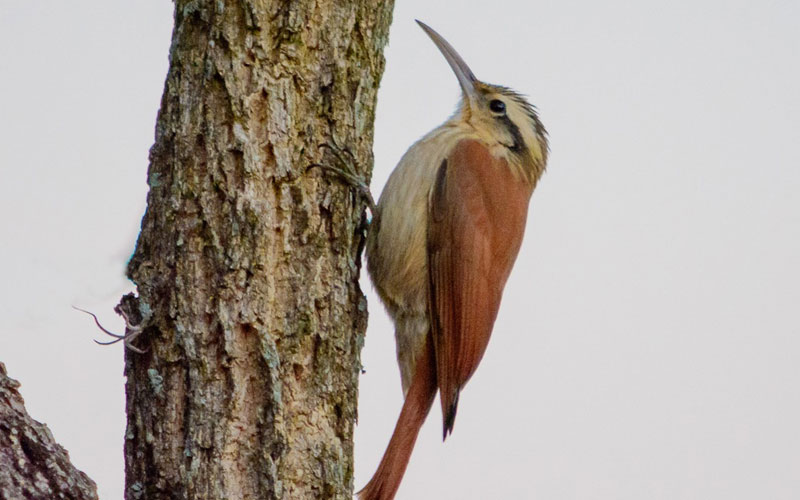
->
[358,336,437,500]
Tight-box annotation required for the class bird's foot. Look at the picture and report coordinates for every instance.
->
[307,139,377,215]
[73,306,147,353]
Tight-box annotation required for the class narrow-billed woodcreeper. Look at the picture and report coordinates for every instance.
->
[358,21,549,500]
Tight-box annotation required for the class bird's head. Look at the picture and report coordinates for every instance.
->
[417,20,548,177]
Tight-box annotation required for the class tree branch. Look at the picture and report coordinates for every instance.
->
[0,362,98,500]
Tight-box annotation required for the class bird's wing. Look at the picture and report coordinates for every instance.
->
[427,139,532,438]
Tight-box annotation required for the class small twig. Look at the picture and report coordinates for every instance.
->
[73,306,147,353]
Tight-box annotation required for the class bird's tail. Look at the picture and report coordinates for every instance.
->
[358,335,437,500]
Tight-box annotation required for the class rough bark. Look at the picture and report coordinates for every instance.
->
[121,1,394,499]
[0,362,98,500]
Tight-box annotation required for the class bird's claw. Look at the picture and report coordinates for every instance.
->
[307,139,377,215]
[73,306,148,353]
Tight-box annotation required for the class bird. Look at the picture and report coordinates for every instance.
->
[356,21,549,500]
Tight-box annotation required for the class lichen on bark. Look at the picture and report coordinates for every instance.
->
[120,1,395,499]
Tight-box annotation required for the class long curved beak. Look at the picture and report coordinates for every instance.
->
[416,20,478,101]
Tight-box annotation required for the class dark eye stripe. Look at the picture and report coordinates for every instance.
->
[498,114,525,153]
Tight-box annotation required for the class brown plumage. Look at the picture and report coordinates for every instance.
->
[429,139,533,436]
[359,21,548,500]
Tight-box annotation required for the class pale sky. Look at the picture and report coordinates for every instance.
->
[1,1,798,499]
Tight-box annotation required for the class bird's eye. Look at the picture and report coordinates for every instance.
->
[489,99,506,114]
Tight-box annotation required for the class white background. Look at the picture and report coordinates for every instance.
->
[1,1,798,499]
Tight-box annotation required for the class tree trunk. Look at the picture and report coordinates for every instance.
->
[121,1,394,499]
[0,362,98,500]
